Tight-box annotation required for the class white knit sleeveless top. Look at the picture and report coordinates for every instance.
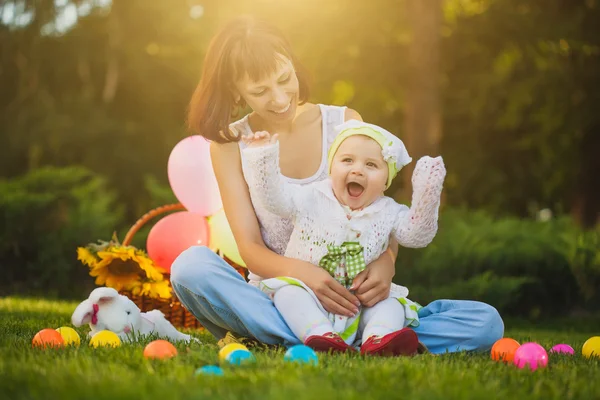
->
[230,104,347,282]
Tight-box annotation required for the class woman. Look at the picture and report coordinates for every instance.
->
[170,16,504,354]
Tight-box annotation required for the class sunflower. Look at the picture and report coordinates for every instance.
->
[77,247,98,267]
[88,246,143,291]
[78,233,173,299]
[85,245,165,293]
[132,248,166,280]
[130,279,172,299]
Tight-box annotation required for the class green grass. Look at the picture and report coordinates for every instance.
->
[1,297,599,400]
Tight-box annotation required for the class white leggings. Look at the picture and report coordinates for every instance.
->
[273,285,406,343]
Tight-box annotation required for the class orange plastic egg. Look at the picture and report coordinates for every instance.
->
[143,340,178,359]
[491,338,520,363]
[32,329,65,349]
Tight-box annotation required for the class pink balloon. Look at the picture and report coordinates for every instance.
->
[147,211,210,273]
[513,343,548,371]
[168,136,222,216]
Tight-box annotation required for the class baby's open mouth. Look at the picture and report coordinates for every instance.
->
[347,182,365,197]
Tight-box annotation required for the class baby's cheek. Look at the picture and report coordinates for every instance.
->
[331,181,346,198]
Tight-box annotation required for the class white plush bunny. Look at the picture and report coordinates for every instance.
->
[72,287,198,344]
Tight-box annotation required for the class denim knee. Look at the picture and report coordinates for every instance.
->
[170,246,222,292]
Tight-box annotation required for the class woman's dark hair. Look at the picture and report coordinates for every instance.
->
[187,16,310,143]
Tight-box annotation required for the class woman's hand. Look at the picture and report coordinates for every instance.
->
[242,131,279,148]
[350,252,395,308]
[293,261,360,317]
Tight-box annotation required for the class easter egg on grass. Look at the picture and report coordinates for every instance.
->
[513,343,548,371]
[225,349,255,365]
[195,366,224,377]
[549,344,574,355]
[89,330,121,348]
[491,338,520,363]
[218,343,248,361]
[32,329,65,349]
[284,345,319,366]
[56,327,81,346]
[143,340,178,360]
[582,336,600,359]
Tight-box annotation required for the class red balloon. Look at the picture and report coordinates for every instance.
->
[147,211,209,273]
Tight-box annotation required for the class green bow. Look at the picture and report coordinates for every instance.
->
[319,242,366,286]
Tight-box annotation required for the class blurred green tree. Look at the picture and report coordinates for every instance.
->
[1,0,598,226]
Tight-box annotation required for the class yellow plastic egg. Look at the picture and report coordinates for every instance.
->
[89,330,121,348]
[56,327,81,347]
[218,343,248,361]
[582,336,600,359]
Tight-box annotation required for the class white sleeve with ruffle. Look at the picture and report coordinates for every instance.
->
[242,143,307,220]
[393,156,446,248]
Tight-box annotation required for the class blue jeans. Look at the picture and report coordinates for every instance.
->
[170,246,504,354]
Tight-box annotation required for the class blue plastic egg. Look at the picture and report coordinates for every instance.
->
[226,349,256,365]
[195,365,224,376]
[284,345,319,366]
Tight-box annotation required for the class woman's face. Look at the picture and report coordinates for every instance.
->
[234,56,300,123]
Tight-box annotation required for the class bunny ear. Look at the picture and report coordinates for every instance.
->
[71,299,94,327]
[88,287,119,305]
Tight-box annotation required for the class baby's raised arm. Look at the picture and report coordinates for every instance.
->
[392,156,446,248]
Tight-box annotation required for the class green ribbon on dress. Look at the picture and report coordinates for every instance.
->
[318,241,366,286]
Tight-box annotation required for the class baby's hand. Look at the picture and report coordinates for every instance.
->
[242,131,279,148]
[412,156,446,188]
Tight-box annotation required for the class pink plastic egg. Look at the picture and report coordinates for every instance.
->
[513,342,548,371]
[550,344,574,355]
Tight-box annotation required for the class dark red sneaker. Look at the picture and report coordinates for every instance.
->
[305,332,355,353]
[360,328,419,357]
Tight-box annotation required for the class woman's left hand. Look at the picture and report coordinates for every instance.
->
[350,254,395,307]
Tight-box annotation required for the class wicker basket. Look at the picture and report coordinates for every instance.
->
[118,203,247,329]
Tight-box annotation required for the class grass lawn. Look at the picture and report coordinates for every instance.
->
[1,297,599,400]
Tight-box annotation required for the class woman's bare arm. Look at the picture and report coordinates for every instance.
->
[211,141,297,277]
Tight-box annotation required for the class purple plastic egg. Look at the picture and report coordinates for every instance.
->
[513,342,548,371]
[550,344,574,355]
